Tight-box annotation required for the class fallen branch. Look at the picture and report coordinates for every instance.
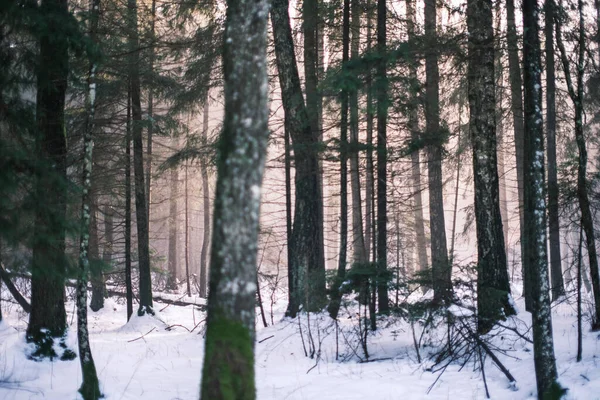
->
[460,319,516,384]
[165,324,191,332]
[0,268,206,312]
[127,327,156,342]
[0,263,31,313]
[258,335,274,344]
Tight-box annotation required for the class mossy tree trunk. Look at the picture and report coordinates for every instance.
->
[199,0,269,397]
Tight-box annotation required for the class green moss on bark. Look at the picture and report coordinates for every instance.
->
[200,316,255,400]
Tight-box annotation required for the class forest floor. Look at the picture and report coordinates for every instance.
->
[1,285,600,399]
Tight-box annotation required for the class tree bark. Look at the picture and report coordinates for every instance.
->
[167,150,179,290]
[350,0,367,266]
[376,0,390,314]
[545,0,565,301]
[406,0,429,275]
[89,204,104,312]
[556,0,600,329]
[199,0,269,395]
[145,0,156,220]
[507,0,531,311]
[125,90,134,321]
[128,0,153,315]
[467,0,515,333]
[425,0,451,303]
[271,0,326,316]
[27,0,69,355]
[365,1,375,263]
[522,0,562,396]
[76,2,102,394]
[328,0,350,321]
[199,99,211,298]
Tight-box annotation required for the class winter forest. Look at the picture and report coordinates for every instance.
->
[1,0,600,398]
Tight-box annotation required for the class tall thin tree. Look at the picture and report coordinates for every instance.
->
[376,0,390,314]
[507,0,531,311]
[424,0,451,302]
[556,0,600,329]
[522,0,563,396]
[545,0,565,301]
[328,0,350,320]
[127,0,153,315]
[271,0,327,316]
[75,0,102,395]
[467,0,516,333]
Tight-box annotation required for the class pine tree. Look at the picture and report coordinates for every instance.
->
[27,0,72,357]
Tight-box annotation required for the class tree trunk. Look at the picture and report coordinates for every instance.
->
[350,0,367,266]
[425,0,451,303]
[522,0,562,396]
[545,0,565,301]
[89,204,104,312]
[376,0,390,314]
[328,0,350,321]
[507,0,531,311]
[494,5,510,247]
[27,0,69,356]
[467,0,515,333]
[365,1,375,263]
[128,0,153,315]
[167,151,179,290]
[145,0,156,220]
[406,0,428,275]
[199,0,269,395]
[271,0,326,316]
[184,158,191,296]
[0,241,3,322]
[76,3,102,394]
[302,0,327,312]
[556,0,600,330]
[199,99,211,298]
[102,203,113,285]
[125,90,134,322]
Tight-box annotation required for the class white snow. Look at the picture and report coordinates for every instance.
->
[1,288,600,399]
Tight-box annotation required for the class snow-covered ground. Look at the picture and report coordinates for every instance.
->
[1,289,600,399]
